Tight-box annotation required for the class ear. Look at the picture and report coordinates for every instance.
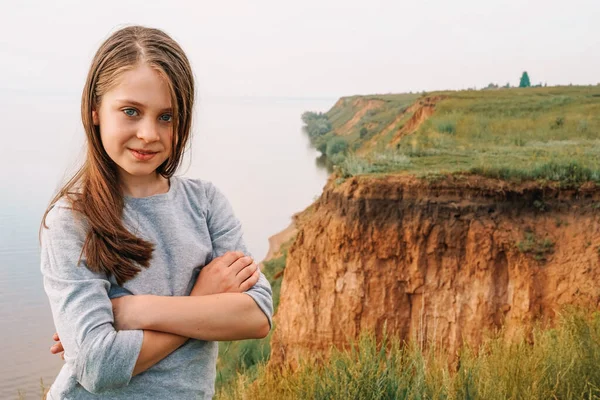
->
[92,109,99,126]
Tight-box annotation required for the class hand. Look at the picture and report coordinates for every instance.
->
[50,332,65,360]
[191,251,260,296]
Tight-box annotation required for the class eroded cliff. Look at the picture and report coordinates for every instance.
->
[269,174,600,367]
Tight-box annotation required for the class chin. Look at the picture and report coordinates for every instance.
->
[130,168,161,176]
[119,163,162,177]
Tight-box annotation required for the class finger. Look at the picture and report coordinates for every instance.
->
[239,268,260,292]
[53,332,59,341]
[230,256,253,275]
[61,353,65,361]
[220,251,245,266]
[236,262,258,282]
[50,342,64,354]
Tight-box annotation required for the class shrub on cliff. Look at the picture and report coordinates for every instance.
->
[325,137,349,159]
[340,153,373,177]
[302,111,332,140]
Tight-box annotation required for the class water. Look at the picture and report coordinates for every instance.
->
[0,93,334,399]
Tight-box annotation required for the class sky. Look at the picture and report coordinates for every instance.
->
[0,0,599,99]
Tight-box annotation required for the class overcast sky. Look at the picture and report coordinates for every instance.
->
[1,0,598,99]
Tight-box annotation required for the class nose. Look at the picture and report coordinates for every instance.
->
[136,119,161,143]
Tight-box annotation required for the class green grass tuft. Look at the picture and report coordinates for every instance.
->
[217,308,600,400]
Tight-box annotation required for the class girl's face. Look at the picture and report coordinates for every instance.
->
[92,63,174,183]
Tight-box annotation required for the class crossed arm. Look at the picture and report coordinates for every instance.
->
[118,251,270,376]
[50,251,270,377]
[44,184,272,393]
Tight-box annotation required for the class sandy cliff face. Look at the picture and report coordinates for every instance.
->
[269,174,600,367]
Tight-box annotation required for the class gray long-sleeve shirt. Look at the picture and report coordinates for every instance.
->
[40,176,273,399]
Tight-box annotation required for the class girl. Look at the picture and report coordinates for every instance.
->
[39,25,272,399]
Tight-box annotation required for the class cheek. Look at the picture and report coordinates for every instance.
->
[164,129,175,152]
[99,119,132,151]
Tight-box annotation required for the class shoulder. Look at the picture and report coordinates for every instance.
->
[40,197,102,279]
[42,197,88,242]
[175,176,226,204]
[175,176,234,220]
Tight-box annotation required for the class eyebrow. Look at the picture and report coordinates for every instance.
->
[116,99,173,112]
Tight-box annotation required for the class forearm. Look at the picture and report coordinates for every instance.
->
[132,330,188,376]
[136,293,270,341]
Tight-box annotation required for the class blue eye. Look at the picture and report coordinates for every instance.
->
[160,114,173,122]
[123,108,138,117]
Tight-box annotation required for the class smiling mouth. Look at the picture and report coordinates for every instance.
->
[129,148,158,160]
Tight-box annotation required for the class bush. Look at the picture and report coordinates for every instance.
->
[329,152,346,165]
[325,137,349,159]
[314,137,328,154]
[340,153,373,177]
[302,111,332,139]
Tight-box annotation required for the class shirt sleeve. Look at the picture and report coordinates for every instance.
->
[40,203,144,394]
[205,182,274,329]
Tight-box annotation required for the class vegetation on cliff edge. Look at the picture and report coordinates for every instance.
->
[217,308,600,400]
[303,86,600,186]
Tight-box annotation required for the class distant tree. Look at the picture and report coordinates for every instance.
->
[483,83,499,90]
[519,71,531,88]
[503,82,511,88]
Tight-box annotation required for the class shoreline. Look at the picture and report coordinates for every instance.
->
[259,219,298,267]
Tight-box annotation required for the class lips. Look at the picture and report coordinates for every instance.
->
[129,148,158,161]
[131,148,158,154]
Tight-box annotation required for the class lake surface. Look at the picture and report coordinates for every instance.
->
[0,93,334,399]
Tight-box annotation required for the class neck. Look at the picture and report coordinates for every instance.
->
[119,171,170,198]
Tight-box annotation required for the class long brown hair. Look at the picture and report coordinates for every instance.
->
[40,25,195,285]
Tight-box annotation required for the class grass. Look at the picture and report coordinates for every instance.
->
[305,86,600,185]
[303,93,420,160]
[217,308,600,400]
[16,378,48,399]
[326,94,419,139]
